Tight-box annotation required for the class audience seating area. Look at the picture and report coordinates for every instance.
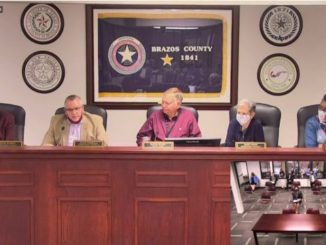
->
[233,185,325,245]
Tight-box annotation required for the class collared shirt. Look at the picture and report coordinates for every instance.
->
[67,122,81,146]
[305,116,326,147]
[225,118,265,147]
[136,108,201,146]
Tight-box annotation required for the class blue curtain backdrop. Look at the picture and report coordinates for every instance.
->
[98,17,223,94]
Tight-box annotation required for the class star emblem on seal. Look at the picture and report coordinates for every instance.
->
[108,36,146,75]
[260,6,303,46]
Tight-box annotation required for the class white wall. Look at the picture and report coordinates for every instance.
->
[238,5,326,148]
[0,3,86,145]
[0,3,324,146]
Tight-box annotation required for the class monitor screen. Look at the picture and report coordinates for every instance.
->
[165,137,221,147]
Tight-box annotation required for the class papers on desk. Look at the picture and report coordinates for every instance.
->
[293,199,301,203]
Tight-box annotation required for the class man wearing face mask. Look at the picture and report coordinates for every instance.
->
[305,94,326,148]
[225,99,265,147]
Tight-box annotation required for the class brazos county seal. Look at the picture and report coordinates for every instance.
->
[108,36,146,75]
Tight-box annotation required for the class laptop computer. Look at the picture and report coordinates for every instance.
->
[165,137,221,147]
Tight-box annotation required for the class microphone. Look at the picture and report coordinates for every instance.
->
[154,131,157,141]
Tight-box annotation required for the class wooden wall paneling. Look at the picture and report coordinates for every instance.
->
[0,147,325,245]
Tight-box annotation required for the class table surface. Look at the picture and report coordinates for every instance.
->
[252,214,326,233]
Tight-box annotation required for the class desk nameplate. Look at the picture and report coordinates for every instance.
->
[0,141,23,147]
[73,140,104,147]
[142,141,174,150]
[235,142,266,149]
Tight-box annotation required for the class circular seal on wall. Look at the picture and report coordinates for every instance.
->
[260,6,303,46]
[21,4,64,44]
[108,36,146,75]
[22,51,65,93]
[257,53,300,96]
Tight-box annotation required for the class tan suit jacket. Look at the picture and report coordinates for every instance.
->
[41,112,107,146]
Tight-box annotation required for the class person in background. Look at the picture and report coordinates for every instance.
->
[305,94,326,147]
[225,99,265,146]
[286,170,295,190]
[279,169,285,178]
[42,95,107,146]
[292,186,303,213]
[250,172,259,191]
[0,110,16,140]
[136,87,201,146]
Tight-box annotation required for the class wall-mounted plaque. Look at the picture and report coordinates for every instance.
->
[22,51,65,93]
[21,3,64,44]
[260,6,303,46]
[257,53,300,96]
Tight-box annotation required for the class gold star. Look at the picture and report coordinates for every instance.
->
[161,54,173,66]
[118,45,136,63]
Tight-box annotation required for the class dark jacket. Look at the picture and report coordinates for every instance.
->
[0,110,16,140]
[225,118,265,147]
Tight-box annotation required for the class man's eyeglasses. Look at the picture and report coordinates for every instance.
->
[161,100,175,106]
[65,106,82,112]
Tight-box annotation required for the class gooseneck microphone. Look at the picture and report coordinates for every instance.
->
[154,131,159,141]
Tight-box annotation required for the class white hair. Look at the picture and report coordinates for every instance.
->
[237,99,256,113]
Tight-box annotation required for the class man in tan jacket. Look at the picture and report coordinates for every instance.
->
[42,95,107,146]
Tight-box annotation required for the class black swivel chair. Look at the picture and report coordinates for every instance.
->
[229,103,281,147]
[230,103,281,189]
[296,104,319,147]
[0,103,26,141]
[146,105,199,122]
[55,105,107,130]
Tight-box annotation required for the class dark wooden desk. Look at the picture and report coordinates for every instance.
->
[0,146,325,245]
[252,214,326,244]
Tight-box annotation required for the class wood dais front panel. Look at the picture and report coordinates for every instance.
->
[58,198,111,245]
[0,146,324,245]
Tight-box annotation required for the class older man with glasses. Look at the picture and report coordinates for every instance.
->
[136,87,201,146]
[42,94,107,146]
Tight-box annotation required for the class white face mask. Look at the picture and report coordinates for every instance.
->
[318,110,326,124]
[236,114,251,126]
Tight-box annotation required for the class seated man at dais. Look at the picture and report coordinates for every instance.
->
[305,94,326,148]
[225,99,265,147]
[136,87,201,146]
[42,95,107,146]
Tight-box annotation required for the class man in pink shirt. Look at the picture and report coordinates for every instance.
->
[136,87,201,146]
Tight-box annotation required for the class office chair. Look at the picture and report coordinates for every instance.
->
[306,208,320,214]
[55,105,107,130]
[244,185,253,193]
[296,104,319,147]
[0,103,26,141]
[229,103,281,147]
[260,191,272,204]
[146,105,199,122]
[282,208,296,214]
